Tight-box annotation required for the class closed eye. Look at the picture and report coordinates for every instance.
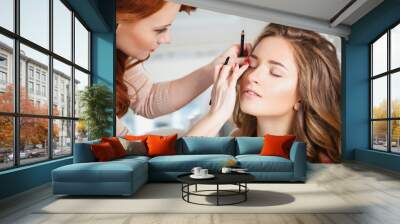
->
[154,28,168,34]
[270,67,283,77]
[271,73,282,77]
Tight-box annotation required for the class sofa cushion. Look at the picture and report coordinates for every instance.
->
[147,134,177,157]
[101,137,127,158]
[148,154,235,172]
[236,155,293,172]
[118,138,147,156]
[91,142,118,162]
[73,139,100,163]
[52,158,147,183]
[114,155,150,164]
[260,134,296,159]
[235,137,263,155]
[177,137,235,155]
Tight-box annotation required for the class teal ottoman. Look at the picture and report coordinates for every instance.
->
[52,156,148,196]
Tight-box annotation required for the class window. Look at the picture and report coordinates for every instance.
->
[0,0,14,32]
[42,85,46,97]
[371,23,400,154]
[53,59,72,117]
[0,54,8,87]
[28,67,34,80]
[35,83,40,95]
[74,69,89,119]
[28,81,34,94]
[20,0,49,49]
[53,0,72,60]
[0,0,91,170]
[0,54,7,67]
[0,35,13,113]
[0,116,13,170]
[0,71,6,85]
[53,119,72,158]
[35,70,40,81]
[75,17,89,70]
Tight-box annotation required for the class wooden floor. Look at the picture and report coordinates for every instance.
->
[1,161,400,224]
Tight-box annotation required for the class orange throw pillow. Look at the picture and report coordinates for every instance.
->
[91,142,117,162]
[101,137,126,158]
[146,134,177,157]
[260,134,296,159]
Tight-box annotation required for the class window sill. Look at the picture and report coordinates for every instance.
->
[0,156,72,175]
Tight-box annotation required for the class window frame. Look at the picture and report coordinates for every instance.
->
[0,0,92,171]
[370,20,400,154]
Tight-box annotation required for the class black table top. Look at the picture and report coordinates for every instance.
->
[177,172,255,185]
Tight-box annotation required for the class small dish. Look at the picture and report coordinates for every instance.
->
[190,174,215,179]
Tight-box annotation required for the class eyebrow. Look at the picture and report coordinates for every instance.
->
[249,54,288,71]
[155,24,171,29]
[269,60,288,71]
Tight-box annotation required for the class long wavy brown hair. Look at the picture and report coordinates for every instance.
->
[233,23,341,163]
[116,0,195,117]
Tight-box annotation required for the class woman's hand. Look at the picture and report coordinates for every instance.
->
[207,43,252,72]
[184,61,249,137]
[209,62,249,122]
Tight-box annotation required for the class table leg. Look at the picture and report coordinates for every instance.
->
[217,184,219,206]
[195,184,197,192]
[245,183,247,201]
[188,184,191,202]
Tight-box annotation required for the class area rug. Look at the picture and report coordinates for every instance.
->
[36,183,362,214]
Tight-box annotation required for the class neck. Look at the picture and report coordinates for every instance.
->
[256,111,296,136]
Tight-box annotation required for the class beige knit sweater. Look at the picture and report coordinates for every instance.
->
[116,64,212,136]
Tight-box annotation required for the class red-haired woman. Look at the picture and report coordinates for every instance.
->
[116,0,251,135]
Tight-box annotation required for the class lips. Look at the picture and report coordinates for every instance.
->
[242,87,262,97]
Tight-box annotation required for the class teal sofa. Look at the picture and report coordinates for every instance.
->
[52,137,307,196]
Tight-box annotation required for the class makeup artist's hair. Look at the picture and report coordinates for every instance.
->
[232,23,341,163]
[116,0,195,117]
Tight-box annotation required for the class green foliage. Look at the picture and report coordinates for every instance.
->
[372,99,400,141]
[79,84,113,140]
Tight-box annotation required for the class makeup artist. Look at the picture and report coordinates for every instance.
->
[116,0,251,135]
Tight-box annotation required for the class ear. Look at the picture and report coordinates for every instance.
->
[293,100,301,111]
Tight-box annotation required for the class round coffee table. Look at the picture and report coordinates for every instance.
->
[177,172,255,206]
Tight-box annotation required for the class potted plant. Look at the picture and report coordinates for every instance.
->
[79,84,113,140]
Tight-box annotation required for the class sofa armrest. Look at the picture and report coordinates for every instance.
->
[289,141,307,181]
[73,140,100,163]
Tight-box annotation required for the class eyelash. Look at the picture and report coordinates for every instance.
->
[270,69,282,77]
[155,28,167,33]
[271,73,281,77]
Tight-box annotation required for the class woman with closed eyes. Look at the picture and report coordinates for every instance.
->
[186,23,341,163]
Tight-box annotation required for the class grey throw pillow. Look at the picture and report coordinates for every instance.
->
[118,137,147,156]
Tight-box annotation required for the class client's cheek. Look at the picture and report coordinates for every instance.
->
[261,84,296,112]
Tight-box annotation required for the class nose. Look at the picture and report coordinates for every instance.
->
[244,69,261,84]
[158,30,171,44]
